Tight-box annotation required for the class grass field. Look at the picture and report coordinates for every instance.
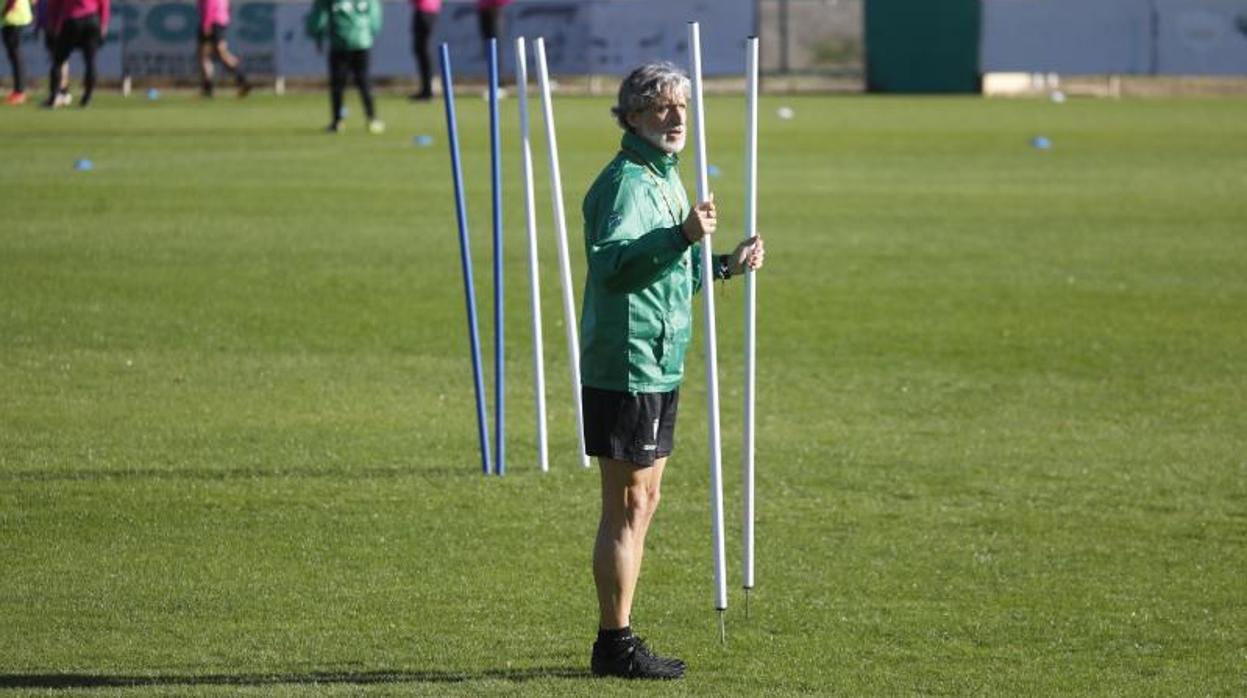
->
[2,89,1245,695]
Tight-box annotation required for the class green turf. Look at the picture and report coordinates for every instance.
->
[2,90,1245,695]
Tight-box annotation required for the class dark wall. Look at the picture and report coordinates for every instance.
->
[865,0,982,93]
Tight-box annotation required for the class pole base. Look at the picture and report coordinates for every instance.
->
[717,608,726,647]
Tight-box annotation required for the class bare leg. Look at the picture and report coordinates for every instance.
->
[213,40,238,74]
[198,40,215,95]
[45,37,71,107]
[213,39,250,94]
[215,42,231,69]
[593,456,667,630]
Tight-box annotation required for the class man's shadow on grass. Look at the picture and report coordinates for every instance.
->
[0,667,590,689]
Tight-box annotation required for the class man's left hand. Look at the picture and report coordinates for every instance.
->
[729,235,765,275]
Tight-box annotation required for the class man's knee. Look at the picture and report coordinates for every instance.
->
[624,481,661,524]
[601,460,662,527]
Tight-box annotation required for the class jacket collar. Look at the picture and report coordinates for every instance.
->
[621,131,679,176]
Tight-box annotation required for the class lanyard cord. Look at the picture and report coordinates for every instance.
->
[620,146,727,282]
[621,147,682,228]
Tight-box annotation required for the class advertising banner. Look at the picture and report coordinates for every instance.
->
[981,0,1247,75]
[1155,0,1247,74]
[12,0,753,82]
[116,1,277,77]
[981,0,1152,74]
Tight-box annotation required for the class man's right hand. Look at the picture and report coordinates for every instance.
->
[682,194,716,244]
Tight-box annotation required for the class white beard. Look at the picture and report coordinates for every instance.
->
[638,125,686,154]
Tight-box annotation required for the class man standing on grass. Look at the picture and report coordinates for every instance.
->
[196,0,252,98]
[581,61,765,680]
[2,0,34,105]
[306,0,384,134]
[43,0,107,108]
[406,0,439,101]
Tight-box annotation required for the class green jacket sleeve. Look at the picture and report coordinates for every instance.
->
[370,0,381,38]
[305,0,327,40]
[587,178,692,293]
[692,242,705,294]
[694,251,733,294]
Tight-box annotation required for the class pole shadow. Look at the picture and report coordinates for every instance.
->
[0,667,590,690]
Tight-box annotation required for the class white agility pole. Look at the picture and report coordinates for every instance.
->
[534,37,591,468]
[742,35,759,617]
[689,21,728,643]
[516,37,550,473]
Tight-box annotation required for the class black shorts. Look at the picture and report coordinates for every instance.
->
[582,386,679,467]
[54,14,101,55]
[199,23,227,44]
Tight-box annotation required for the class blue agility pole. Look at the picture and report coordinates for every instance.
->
[488,38,506,477]
[440,43,492,476]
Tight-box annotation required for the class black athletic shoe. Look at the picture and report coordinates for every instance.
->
[591,634,685,680]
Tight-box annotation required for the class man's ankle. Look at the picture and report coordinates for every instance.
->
[597,625,633,643]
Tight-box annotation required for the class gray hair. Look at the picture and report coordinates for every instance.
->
[611,62,691,132]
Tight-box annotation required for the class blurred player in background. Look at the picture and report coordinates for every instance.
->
[44,0,107,108]
[307,0,383,134]
[408,0,438,101]
[197,0,251,98]
[2,0,33,104]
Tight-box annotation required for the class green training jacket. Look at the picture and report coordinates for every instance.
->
[306,0,382,51]
[580,131,713,393]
